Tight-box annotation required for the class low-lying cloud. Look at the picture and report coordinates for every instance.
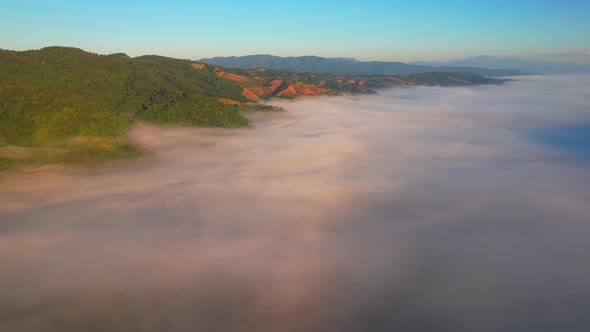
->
[1,75,590,332]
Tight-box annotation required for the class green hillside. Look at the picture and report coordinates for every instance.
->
[0,47,249,168]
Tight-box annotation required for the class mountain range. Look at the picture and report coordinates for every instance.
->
[199,55,525,77]
[412,55,590,74]
[0,47,505,168]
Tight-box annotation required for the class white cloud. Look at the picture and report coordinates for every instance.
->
[2,75,590,331]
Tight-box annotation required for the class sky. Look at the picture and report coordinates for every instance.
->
[1,0,589,62]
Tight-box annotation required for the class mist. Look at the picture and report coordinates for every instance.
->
[1,75,590,332]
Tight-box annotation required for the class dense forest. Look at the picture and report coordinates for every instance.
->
[0,47,251,168]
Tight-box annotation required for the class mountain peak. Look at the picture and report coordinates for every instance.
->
[330,57,361,63]
[465,55,498,60]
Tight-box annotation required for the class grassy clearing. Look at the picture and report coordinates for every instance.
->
[0,136,141,170]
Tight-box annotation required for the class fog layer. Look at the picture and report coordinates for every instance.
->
[1,75,590,332]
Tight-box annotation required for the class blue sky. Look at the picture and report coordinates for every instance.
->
[1,0,589,62]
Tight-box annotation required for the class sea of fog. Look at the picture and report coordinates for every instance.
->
[1,75,589,332]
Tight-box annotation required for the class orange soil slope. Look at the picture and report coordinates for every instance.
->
[218,98,243,106]
[198,66,346,100]
[242,88,260,101]
[215,69,250,83]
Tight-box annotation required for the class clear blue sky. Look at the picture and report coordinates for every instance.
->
[1,0,589,62]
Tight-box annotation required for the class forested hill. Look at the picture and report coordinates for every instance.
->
[1,47,249,134]
[199,54,525,76]
[0,47,251,167]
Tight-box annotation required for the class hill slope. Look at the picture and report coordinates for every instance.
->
[214,67,504,101]
[200,54,525,76]
[0,47,250,167]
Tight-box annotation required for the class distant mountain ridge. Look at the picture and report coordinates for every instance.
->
[200,54,525,77]
[412,55,590,74]
[331,57,361,63]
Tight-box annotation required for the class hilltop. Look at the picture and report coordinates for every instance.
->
[1,47,505,169]
[200,54,525,76]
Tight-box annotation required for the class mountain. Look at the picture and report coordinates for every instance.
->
[1,47,505,169]
[412,56,590,74]
[0,47,252,167]
[199,54,525,76]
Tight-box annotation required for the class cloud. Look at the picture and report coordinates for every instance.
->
[1,75,590,331]
[585,50,590,56]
